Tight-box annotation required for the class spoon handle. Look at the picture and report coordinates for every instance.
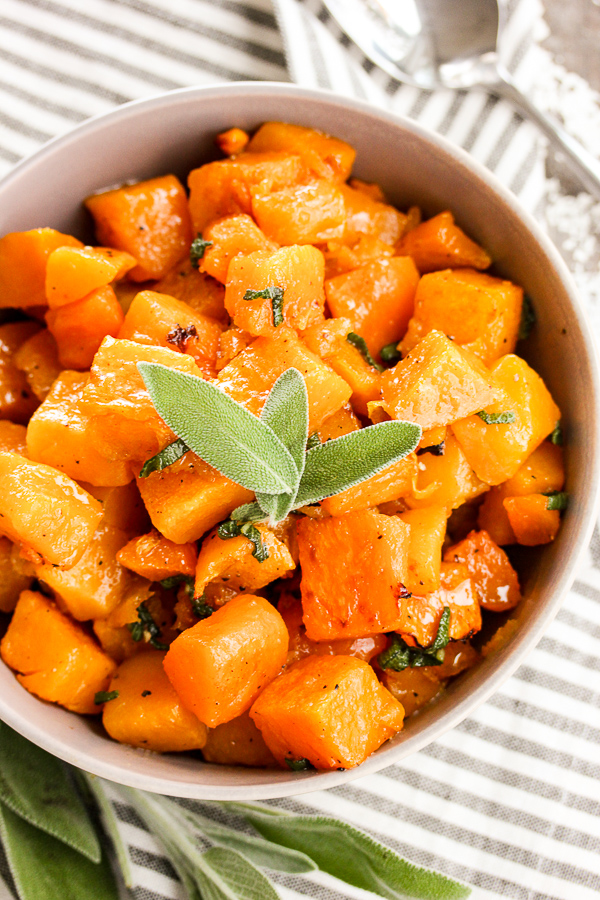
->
[494,68,600,200]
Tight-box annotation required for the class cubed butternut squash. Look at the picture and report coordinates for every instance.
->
[0,590,115,714]
[201,214,277,283]
[298,509,411,640]
[247,122,355,182]
[405,432,487,513]
[324,235,395,278]
[503,494,561,545]
[0,537,32,613]
[85,175,194,281]
[83,481,149,533]
[13,329,61,402]
[117,529,197,582]
[316,403,360,441]
[396,561,482,645]
[216,127,249,156]
[340,184,407,246]
[381,667,443,716]
[398,505,447,594]
[0,229,83,309]
[0,421,27,456]
[252,181,346,244]
[202,710,276,767]
[46,285,124,370]
[0,452,103,566]
[250,655,404,770]
[163,594,288,727]
[154,257,227,323]
[45,245,136,308]
[444,529,521,611]
[0,321,41,423]
[321,455,417,516]
[397,211,491,273]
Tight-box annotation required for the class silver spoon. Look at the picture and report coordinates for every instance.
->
[320,0,600,199]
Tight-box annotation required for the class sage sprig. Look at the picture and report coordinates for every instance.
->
[0,725,470,900]
[346,331,383,371]
[476,410,516,425]
[138,363,422,527]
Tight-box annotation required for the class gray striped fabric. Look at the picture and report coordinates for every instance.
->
[0,2,599,899]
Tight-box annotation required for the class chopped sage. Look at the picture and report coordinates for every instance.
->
[550,421,563,445]
[346,332,383,371]
[545,491,569,511]
[139,438,189,478]
[285,758,315,772]
[477,410,516,425]
[190,235,213,267]
[94,691,119,705]
[243,286,284,327]
[217,519,269,562]
[192,597,214,619]
[380,341,402,367]
[518,294,536,340]
[378,608,451,671]
[127,602,168,650]
[159,574,193,594]
[306,432,321,451]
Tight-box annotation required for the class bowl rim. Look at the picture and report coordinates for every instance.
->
[1,80,599,799]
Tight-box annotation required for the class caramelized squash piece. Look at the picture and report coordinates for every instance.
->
[452,354,561,485]
[45,245,136,307]
[83,481,149,532]
[405,433,487,513]
[154,257,227,323]
[202,710,276,767]
[137,449,253,544]
[13,329,61,402]
[298,509,410,640]
[0,228,82,309]
[503,494,561,546]
[248,122,355,182]
[85,175,194,281]
[92,580,162,663]
[400,268,523,364]
[381,330,496,428]
[252,181,346,245]
[398,505,447,594]
[0,321,41,423]
[0,590,115,714]
[397,211,491,273]
[340,184,407,246]
[117,529,197,582]
[164,594,288,727]
[324,235,394,279]
[396,562,481,647]
[216,127,250,156]
[326,257,419,361]
[317,403,360,441]
[0,452,102,566]
[381,667,443,716]
[0,537,32,613]
[225,245,325,336]
[102,652,208,752]
[46,284,124,370]
[0,421,27,456]
[321,455,417,516]
[27,371,133,486]
[194,525,294,597]
[250,655,404,770]
[201,214,277,283]
[217,326,351,432]
[444,529,521,611]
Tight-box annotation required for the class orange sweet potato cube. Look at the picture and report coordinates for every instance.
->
[0,228,83,309]
[400,268,523,364]
[202,710,276,767]
[340,184,407,245]
[163,594,289,727]
[46,284,124,370]
[201,214,277,283]
[503,494,561,546]
[326,257,419,361]
[0,590,116,713]
[405,432,488,513]
[452,354,561,485]
[27,371,133,487]
[252,181,346,245]
[321,456,416,517]
[250,655,404,770]
[397,211,492,273]
[217,327,351,432]
[117,529,197,582]
[396,561,482,645]
[13,329,61,402]
[154,257,227,323]
[194,525,295,597]
[398,505,447,594]
[444,529,521,611]
[298,509,411,641]
[102,652,208,752]
[85,175,193,281]
[0,451,103,566]
[45,245,136,308]
[248,122,355,182]
[381,330,496,428]
[225,246,325,336]
[0,321,41,423]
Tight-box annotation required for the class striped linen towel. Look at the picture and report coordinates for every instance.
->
[0,2,599,899]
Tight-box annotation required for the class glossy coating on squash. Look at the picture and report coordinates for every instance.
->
[0,322,41,423]
[46,284,124,370]
[0,538,31,614]
[397,211,492,273]
[45,245,136,308]
[252,181,346,245]
[444,529,521,611]
[396,561,482,646]
[202,214,277,284]
[194,525,295,598]
[202,710,276,768]
[0,229,82,309]
[154,257,227,323]
[399,505,447,594]
[503,494,561,545]
[117,529,197,582]
[13,329,61,403]
[247,122,355,182]
[321,455,416,517]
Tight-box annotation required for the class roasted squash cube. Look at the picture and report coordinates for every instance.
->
[13,329,61,402]
[340,184,407,246]
[117,529,197,582]
[154,256,227,323]
[46,285,124,370]
[316,403,360,441]
[250,655,404,770]
[164,594,288,727]
[503,494,561,546]
[0,537,32,613]
[321,456,416,517]
[248,122,355,182]
[0,590,115,714]
[324,235,395,279]
[194,525,295,597]
[0,452,103,566]
[202,710,276,767]
[398,505,447,594]
[396,561,482,645]
[201,214,277,283]
[405,432,487,512]
[0,321,41,423]
[298,509,411,640]
[45,245,136,308]
[397,211,491,273]
[0,228,82,309]
[102,652,208,752]
[252,181,346,245]
[444,529,521,611]
[0,421,27,456]
[381,667,443,717]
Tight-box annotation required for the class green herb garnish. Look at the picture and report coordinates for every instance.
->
[190,235,212,267]
[306,432,321,451]
[127,602,168,650]
[244,286,284,327]
[217,520,269,562]
[380,341,402,367]
[518,294,536,340]
[159,574,193,592]
[378,608,451,671]
[191,597,214,619]
[346,332,383,371]
[94,690,119,704]
[550,421,563,445]
[285,758,314,772]
[544,491,569,511]
[139,437,189,478]
[477,410,516,425]
[137,363,422,527]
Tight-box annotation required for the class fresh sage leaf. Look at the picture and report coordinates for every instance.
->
[550,421,563,445]
[256,368,308,522]
[244,286,284,328]
[346,332,383,371]
[306,432,321,450]
[138,362,298,496]
[84,776,133,889]
[294,420,421,508]
[239,808,471,900]
[0,723,101,863]
[380,341,403,367]
[230,502,267,524]
[196,846,281,900]
[518,294,535,340]
[430,607,451,653]
[0,803,118,900]
[127,601,168,650]
[379,609,451,672]
[545,491,569,511]
[217,520,269,562]
[139,437,189,478]
[192,597,214,619]
[160,573,194,592]
[94,690,119,704]
[284,758,314,772]
[476,410,516,425]
[190,235,213,267]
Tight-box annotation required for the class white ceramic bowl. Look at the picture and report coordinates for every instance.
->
[0,82,598,799]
